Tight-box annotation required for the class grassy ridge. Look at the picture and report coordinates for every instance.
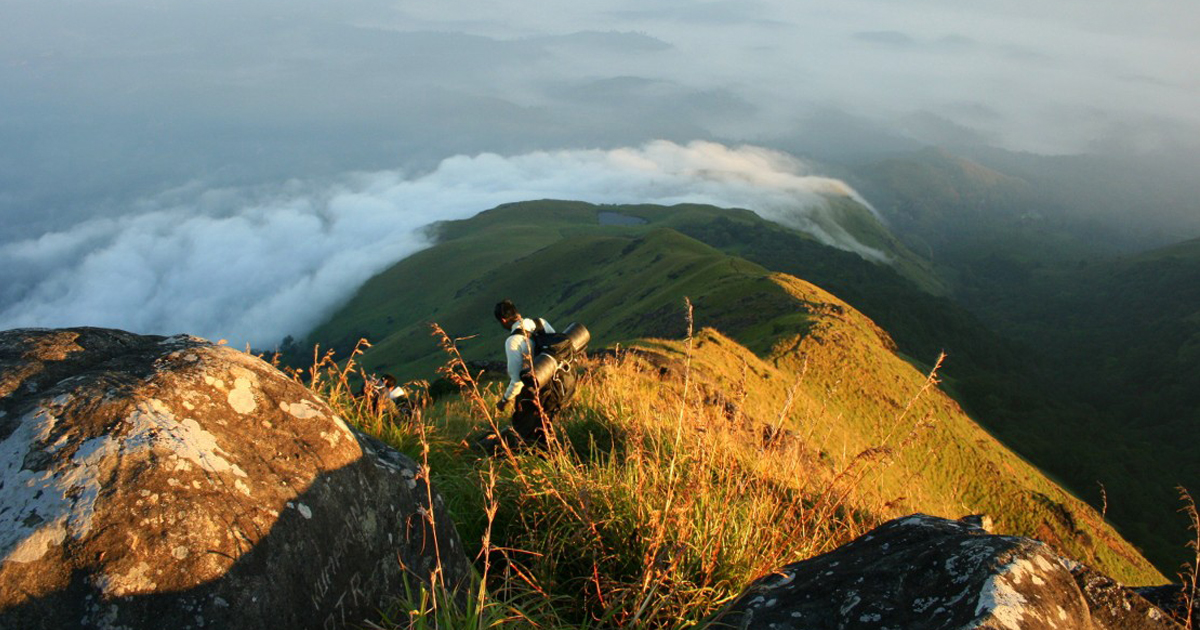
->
[307,200,1106,551]
[301,198,1171,585]
[310,199,982,381]
[299,274,1164,626]
[306,202,824,376]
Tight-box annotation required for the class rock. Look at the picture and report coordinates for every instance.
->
[1135,585,1197,626]
[705,514,1180,630]
[960,514,995,532]
[0,327,470,629]
[1071,564,1185,629]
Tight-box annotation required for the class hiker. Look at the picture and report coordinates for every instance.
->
[495,299,558,445]
[360,373,410,418]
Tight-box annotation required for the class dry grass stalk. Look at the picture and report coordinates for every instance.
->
[634,299,695,619]
[1179,485,1199,630]
[429,324,494,426]
[476,460,499,618]
[765,357,808,449]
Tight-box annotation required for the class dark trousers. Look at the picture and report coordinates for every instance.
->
[510,385,547,446]
[510,367,578,446]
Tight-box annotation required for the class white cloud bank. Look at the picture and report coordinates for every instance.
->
[0,141,879,347]
[6,0,1200,242]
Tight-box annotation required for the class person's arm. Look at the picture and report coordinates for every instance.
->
[502,335,526,402]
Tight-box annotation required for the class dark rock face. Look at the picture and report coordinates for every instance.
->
[1136,585,1198,625]
[0,327,470,629]
[706,514,1180,630]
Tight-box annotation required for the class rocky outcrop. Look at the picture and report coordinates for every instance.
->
[1137,585,1198,624]
[0,327,470,629]
[706,514,1180,629]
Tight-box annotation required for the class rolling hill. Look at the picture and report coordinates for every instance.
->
[300,199,1168,584]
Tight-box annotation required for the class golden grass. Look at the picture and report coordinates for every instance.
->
[1179,486,1199,629]
[291,313,958,627]
[286,292,1168,628]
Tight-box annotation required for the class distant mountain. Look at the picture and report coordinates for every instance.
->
[964,146,1200,252]
[851,146,1200,284]
[301,199,1168,582]
[852,148,1114,286]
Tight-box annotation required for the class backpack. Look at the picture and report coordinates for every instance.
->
[517,320,590,412]
[530,320,587,361]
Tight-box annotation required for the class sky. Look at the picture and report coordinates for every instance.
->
[3,0,1199,347]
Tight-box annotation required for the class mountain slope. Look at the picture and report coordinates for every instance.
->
[304,200,1165,585]
[313,200,1007,379]
[964,237,1200,564]
[849,148,1200,571]
[310,199,1086,486]
[306,199,945,375]
[621,274,1165,585]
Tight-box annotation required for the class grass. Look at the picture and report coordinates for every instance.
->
[296,198,1199,576]
[1179,486,1199,629]
[284,289,1167,628]
[300,200,937,380]
[293,317,927,627]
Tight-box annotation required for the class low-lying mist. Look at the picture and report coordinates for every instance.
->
[6,0,1199,238]
[0,141,880,348]
[5,0,1200,347]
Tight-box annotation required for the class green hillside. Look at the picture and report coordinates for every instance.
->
[301,199,1166,586]
[309,199,1088,485]
[962,237,1200,564]
[307,202,806,375]
[307,199,943,376]
[849,148,1200,571]
[989,235,1200,421]
[308,200,1052,462]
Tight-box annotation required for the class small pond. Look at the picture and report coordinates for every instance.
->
[597,211,649,226]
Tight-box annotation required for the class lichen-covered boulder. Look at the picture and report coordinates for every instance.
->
[705,514,1179,630]
[0,327,470,629]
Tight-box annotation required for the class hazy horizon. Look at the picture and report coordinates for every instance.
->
[4,0,1200,345]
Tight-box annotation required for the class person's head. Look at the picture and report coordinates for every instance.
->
[494,299,520,328]
[382,374,396,388]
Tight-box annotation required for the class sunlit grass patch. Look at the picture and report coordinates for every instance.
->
[288,291,1167,627]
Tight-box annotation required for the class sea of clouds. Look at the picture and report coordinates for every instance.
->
[5,0,1199,348]
[0,141,881,348]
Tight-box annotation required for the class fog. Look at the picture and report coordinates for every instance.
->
[0,141,878,346]
[3,0,1199,344]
